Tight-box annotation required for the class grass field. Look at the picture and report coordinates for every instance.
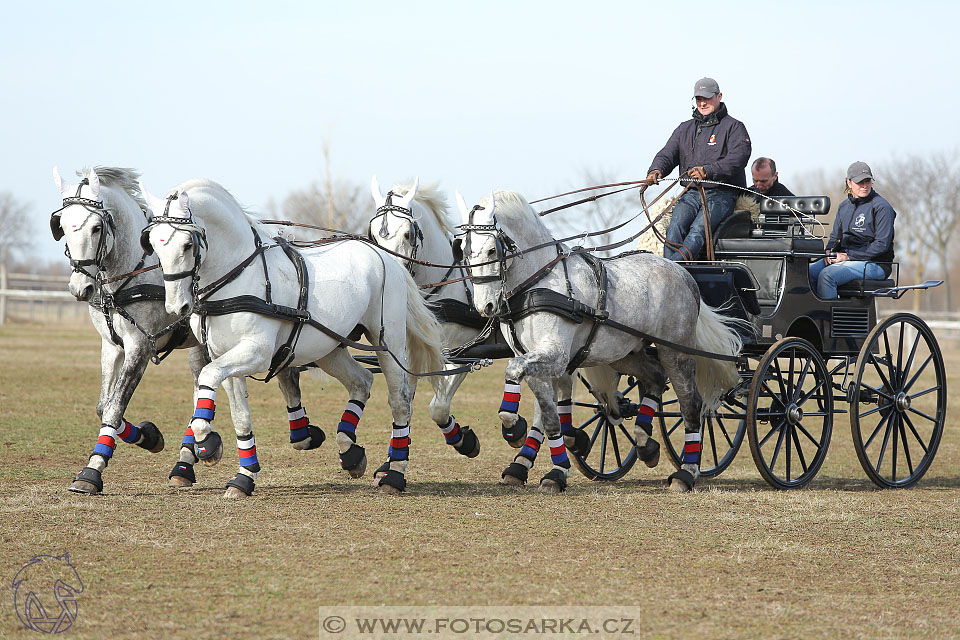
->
[1,323,958,639]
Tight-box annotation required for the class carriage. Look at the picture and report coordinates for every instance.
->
[567,195,947,489]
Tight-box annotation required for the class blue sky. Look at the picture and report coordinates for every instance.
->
[4,0,957,261]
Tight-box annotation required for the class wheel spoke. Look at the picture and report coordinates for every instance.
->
[759,380,787,408]
[768,421,787,472]
[881,329,896,386]
[786,350,797,399]
[707,419,720,467]
[785,423,792,481]
[903,354,934,394]
[773,357,789,402]
[665,417,684,438]
[897,417,915,477]
[901,413,930,456]
[589,417,603,447]
[579,412,603,429]
[759,418,783,448]
[906,405,939,425]
[868,353,896,395]
[857,382,895,402]
[609,423,624,467]
[794,421,822,449]
[797,375,827,406]
[716,416,736,449]
[599,420,609,473]
[616,423,638,448]
[874,416,894,475]
[790,423,809,473]
[901,325,923,386]
[793,357,813,402]
[863,409,893,450]
[573,401,601,410]
[896,321,906,383]
[858,402,894,419]
[891,414,899,482]
[908,385,941,401]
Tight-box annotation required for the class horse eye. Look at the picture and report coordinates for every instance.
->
[403,231,410,240]
[486,248,496,257]
[92,224,101,233]
[183,241,193,251]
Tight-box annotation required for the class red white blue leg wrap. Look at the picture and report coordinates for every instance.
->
[558,399,574,437]
[548,434,571,469]
[500,381,521,414]
[288,405,309,442]
[517,426,544,466]
[440,416,462,446]
[637,396,658,437]
[193,386,216,423]
[337,400,364,441]
[388,424,410,462]
[237,433,260,472]
[681,431,702,466]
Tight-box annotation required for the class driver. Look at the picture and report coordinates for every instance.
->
[646,77,752,261]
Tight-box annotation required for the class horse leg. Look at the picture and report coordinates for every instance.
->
[69,338,161,495]
[500,399,545,486]
[526,375,572,494]
[220,376,259,498]
[276,367,325,451]
[498,377,528,448]
[371,350,416,496]
[169,346,208,488]
[658,348,703,492]
[555,372,592,457]
[428,370,480,458]
[610,352,668,468]
[315,348,373,479]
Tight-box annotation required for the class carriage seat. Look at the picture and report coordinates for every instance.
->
[714,236,825,256]
[837,279,896,297]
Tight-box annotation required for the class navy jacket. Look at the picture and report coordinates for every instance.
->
[828,190,896,273]
[648,103,752,189]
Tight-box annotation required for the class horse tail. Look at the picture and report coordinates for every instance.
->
[692,300,744,416]
[402,272,447,377]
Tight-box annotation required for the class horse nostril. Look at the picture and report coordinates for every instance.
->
[178,303,191,317]
[77,285,93,301]
[483,302,494,316]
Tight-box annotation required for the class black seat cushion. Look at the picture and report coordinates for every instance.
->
[715,237,825,255]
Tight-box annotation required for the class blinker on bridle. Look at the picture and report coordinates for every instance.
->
[369,190,424,275]
[49,178,117,277]
[139,193,207,283]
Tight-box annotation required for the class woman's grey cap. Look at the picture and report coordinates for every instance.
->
[693,77,720,98]
[846,161,874,182]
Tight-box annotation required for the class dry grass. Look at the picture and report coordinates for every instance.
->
[1,324,958,639]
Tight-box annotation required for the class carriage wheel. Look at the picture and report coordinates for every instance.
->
[659,383,747,478]
[850,313,946,489]
[747,337,833,489]
[568,375,639,481]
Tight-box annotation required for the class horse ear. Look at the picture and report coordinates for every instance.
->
[455,190,470,223]
[53,166,67,194]
[178,191,190,214]
[371,175,386,208]
[400,176,419,209]
[139,182,160,216]
[87,169,100,199]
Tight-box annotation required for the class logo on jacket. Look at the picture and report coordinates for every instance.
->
[708,134,716,146]
[854,213,866,230]
[12,553,84,634]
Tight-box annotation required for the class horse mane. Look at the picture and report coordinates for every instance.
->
[392,181,455,237]
[81,166,148,213]
[478,190,553,240]
[170,178,271,237]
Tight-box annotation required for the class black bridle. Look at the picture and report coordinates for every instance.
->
[367,191,424,275]
[140,193,208,288]
[49,179,118,279]
[453,205,521,317]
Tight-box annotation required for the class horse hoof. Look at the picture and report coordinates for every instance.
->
[455,427,480,458]
[378,483,403,496]
[538,479,563,494]
[148,429,165,453]
[500,474,525,487]
[638,439,660,468]
[668,478,692,493]
[200,443,223,466]
[67,480,100,495]
[347,455,367,479]
[136,421,165,453]
[667,469,695,493]
[168,475,194,489]
[501,415,527,449]
[223,485,247,499]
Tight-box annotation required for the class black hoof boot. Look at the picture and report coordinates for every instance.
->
[193,431,223,466]
[168,461,196,488]
[538,468,568,493]
[501,462,529,486]
[374,461,406,494]
[339,443,367,478]
[454,426,480,458]
[667,469,696,492]
[564,428,591,457]
[135,421,165,453]
[224,473,255,497]
[638,438,660,468]
[68,467,103,494]
[502,415,528,448]
[293,425,326,450]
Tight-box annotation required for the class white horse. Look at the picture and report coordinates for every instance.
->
[368,177,662,485]
[141,179,447,495]
[458,190,743,492]
[50,167,326,496]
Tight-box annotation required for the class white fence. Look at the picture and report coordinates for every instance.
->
[0,265,87,324]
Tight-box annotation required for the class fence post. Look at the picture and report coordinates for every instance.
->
[0,262,7,325]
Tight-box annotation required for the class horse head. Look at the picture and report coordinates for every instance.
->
[141,185,205,317]
[455,190,510,317]
[368,175,422,261]
[51,166,115,301]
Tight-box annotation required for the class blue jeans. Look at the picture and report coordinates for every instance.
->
[664,189,738,261]
[808,259,886,299]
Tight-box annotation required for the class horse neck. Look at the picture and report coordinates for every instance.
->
[500,218,559,291]
[192,197,260,289]
[101,187,150,283]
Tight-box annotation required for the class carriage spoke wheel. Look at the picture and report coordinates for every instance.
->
[659,379,748,479]
[568,375,639,481]
[850,313,946,489]
[747,337,833,489]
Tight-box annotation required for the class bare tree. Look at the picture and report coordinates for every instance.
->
[0,192,32,266]
[547,167,641,257]
[264,140,368,235]
[881,151,960,311]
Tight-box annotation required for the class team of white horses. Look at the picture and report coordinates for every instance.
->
[51,166,742,497]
